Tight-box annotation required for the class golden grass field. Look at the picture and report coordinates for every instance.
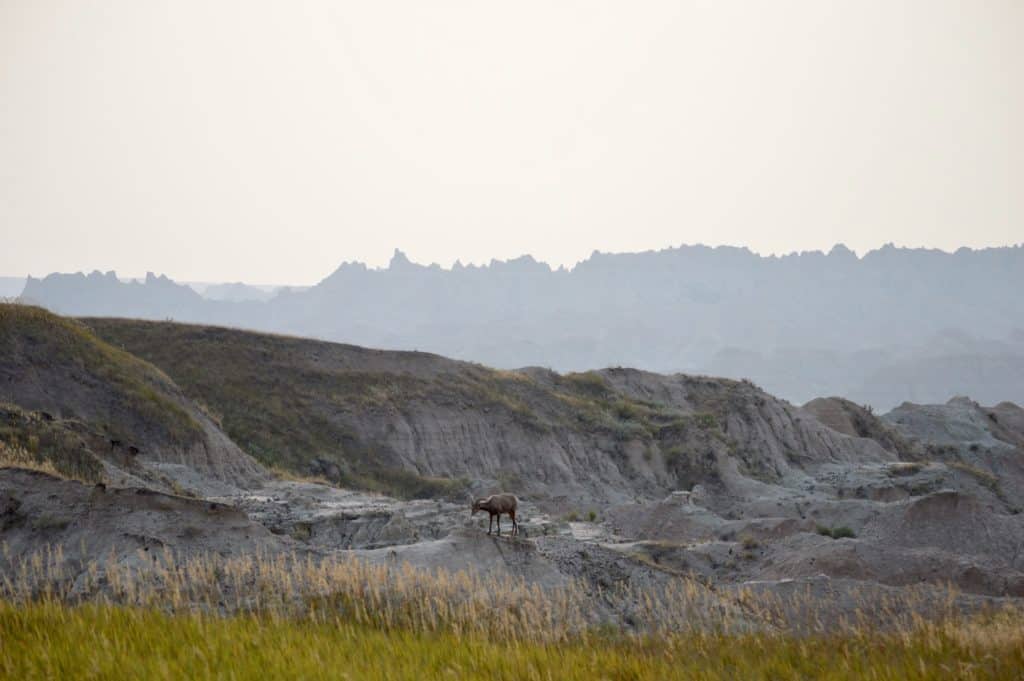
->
[1,546,1023,679]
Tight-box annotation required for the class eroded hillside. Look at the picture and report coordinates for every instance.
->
[0,305,264,491]
[87,318,893,507]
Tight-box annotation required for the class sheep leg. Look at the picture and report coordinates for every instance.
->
[488,514,493,535]
[509,510,518,536]
[496,514,501,536]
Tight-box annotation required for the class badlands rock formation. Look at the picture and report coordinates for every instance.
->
[2,304,1023,628]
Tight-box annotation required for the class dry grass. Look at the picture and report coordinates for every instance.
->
[0,442,65,478]
[1,546,1023,678]
[0,544,1012,638]
[887,461,925,476]
[0,403,106,483]
[948,461,1000,490]
[0,442,96,484]
[268,464,334,487]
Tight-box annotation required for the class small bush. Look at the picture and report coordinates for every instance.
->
[614,401,641,421]
[587,510,598,522]
[31,514,71,531]
[611,420,647,442]
[817,525,856,539]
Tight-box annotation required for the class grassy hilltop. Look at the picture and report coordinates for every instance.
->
[0,305,203,481]
[0,305,201,445]
[0,305,263,488]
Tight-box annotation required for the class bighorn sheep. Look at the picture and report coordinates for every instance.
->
[471,493,519,536]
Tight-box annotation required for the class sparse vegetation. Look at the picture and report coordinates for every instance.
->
[29,514,70,531]
[0,405,103,483]
[949,461,1000,492]
[663,444,686,465]
[368,469,471,501]
[695,412,718,430]
[925,443,960,458]
[268,465,333,487]
[561,371,608,395]
[0,443,66,479]
[165,478,195,498]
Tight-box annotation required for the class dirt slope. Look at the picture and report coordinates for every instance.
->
[802,397,917,457]
[0,468,293,579]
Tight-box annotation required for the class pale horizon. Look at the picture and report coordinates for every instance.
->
[3,0,1022,284]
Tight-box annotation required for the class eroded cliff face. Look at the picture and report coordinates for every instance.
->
[883,396,1024,506]
[277,365,897,509]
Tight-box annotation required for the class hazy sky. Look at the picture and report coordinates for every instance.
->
[2,1,1021,284]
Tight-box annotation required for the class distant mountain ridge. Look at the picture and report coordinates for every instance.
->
[21,243,1024,409]
[0,276,26,299]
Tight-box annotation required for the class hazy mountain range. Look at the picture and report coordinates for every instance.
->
[16,243,1024,410]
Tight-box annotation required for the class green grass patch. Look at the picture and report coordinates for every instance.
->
[2,601,1023,681]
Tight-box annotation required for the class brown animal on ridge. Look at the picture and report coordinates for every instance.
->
[471,493,519,536]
